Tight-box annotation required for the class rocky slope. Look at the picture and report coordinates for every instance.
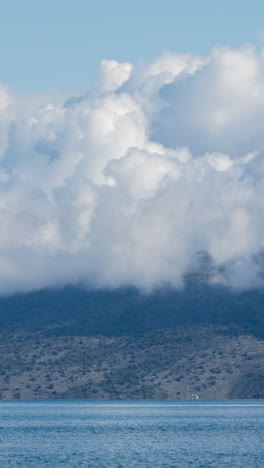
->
[0,325,263,399]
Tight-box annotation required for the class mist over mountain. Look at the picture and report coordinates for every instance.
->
[0,44,264,399]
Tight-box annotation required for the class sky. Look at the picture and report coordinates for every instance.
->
[1,1,264,295]
[0,0,264,92]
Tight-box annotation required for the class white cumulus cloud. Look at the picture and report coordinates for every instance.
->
[0,46,264,294]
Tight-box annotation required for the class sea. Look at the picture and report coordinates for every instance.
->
[0,400,263,467]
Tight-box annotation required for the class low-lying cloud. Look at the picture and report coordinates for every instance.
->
[1,45,264,294]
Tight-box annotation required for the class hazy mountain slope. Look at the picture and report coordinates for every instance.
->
[0,280,263,337]
[0,282,263,399]
[0,326,263,400]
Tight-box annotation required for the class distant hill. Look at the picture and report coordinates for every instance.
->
[0,278,263,337]
[0,279,263,399]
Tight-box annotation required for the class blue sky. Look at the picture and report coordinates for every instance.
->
[0,0,264,92]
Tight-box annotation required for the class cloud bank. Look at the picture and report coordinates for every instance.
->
[1,45,264,294]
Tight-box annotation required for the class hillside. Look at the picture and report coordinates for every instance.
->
[0,279,264,338]
[0,326,263,400]
[0,281,263,399]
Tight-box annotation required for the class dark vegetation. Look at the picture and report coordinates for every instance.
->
[0,276,263,338]
[0,275,263,399]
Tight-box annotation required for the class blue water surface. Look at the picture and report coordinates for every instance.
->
[0,400,263,467]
